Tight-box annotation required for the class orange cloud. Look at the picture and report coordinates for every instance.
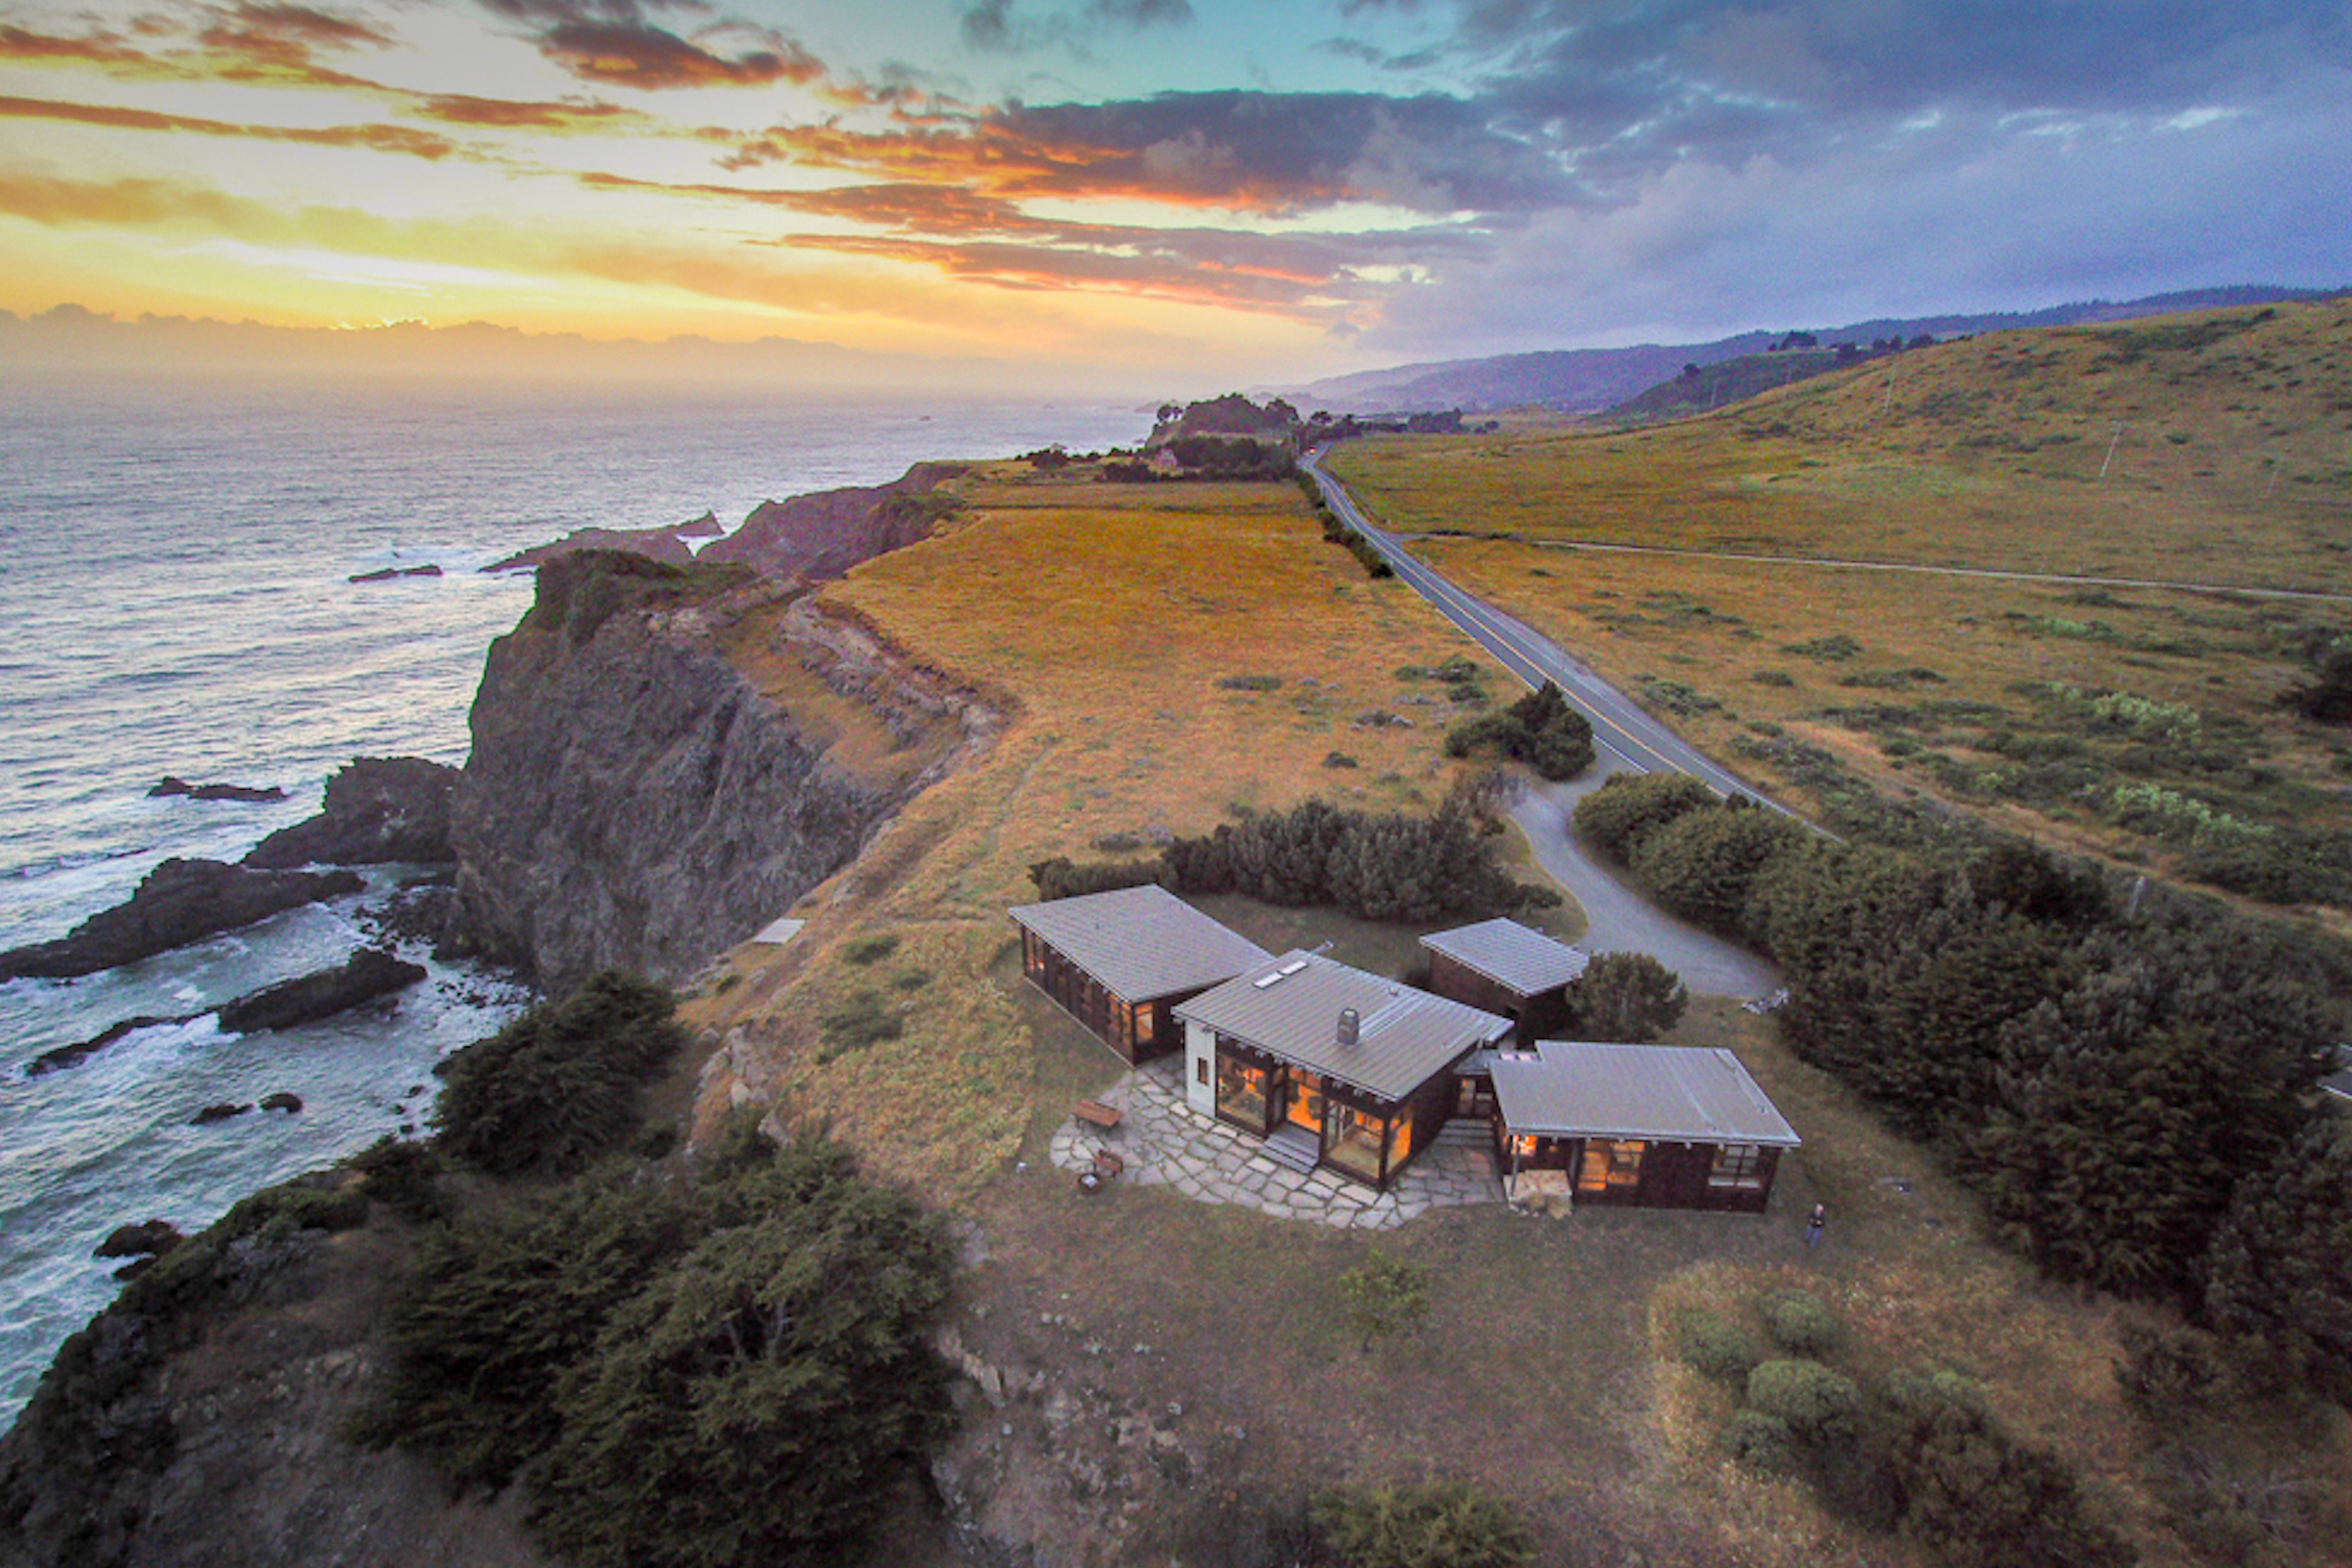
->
[534,20,823,89]
[0,92,459,159]
[414,92,634,129]
[0,22,152,64]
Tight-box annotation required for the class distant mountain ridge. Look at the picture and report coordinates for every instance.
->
[1293,286,2346,414]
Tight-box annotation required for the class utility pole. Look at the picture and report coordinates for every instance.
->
[2098,420,2125,481]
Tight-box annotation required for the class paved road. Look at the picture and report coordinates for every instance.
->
[1303,447,1784,997]
[1510,759,1781,998]
[1302,447,1787,814]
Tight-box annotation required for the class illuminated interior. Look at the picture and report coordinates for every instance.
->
[1326,1102,1387,1181]
[1216,1054,1270,1131]
[1579,1138,1646,1192]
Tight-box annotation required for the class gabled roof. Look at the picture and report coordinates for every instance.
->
[1008,883,1271,1002]
[1175,951,1511,1103]
[1419,917,1590,996]
[1493,1042,1801,1147]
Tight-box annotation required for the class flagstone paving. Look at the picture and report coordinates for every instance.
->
[1047,1058,1503,1230]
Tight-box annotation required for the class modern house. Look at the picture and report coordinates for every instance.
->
[1419,917,1589,1047]
[1176,951,1512,1189]
[1490,1041,1801,1213]
[1010,883,1272,1064]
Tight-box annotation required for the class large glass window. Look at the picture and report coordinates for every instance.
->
[1326,1103,1387,1181]
[1709,1144,1765,1190]
[1216,1054,1269,1130]
[1579,1138,1646,1192]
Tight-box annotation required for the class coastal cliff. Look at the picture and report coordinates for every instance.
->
[448,549,987,996]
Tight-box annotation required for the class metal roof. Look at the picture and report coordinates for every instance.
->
[1175,951,1511,1103]
[1491,1042,1801,1146]
[1007,884,1271,1002]
[1419,917,1590,996]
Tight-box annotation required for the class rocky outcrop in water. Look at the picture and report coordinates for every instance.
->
[243,758,457,870]
[348,564,443,583]
[216,948,425,1034]
[150,778,288,803]
[0,860,364,982]
[698,463,965,581]
[447,550,989,994]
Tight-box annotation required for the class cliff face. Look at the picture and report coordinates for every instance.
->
[449,551,985,995]
[698,462,966,581]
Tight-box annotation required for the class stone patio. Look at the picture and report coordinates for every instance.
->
[1047,1058,1504,1229]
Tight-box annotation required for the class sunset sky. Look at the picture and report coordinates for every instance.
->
[3,0,2346,389]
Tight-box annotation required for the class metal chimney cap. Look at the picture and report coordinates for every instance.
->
[1337,1007,1361,1046]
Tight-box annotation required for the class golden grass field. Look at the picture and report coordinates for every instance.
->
[1328,300,2352,907]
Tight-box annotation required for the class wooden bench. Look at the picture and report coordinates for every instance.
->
[1092,1149,1125,1179]
[1073,1100,1122,1132]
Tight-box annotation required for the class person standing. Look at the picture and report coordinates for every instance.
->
[1804,1202,1826,1247]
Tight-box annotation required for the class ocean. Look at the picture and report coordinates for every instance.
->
[0,373,1147,1428]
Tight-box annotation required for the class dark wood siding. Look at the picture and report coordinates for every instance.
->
[1425,951,1572,1043]
[1498,1125,1781,1213]
[1021,926,1198,1064]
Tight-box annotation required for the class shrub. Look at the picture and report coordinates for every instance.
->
[434,973,685,1179]
[1628,806,1811,935]
[1765,1291,1841,1356]
[1573,772,1717,862]
[820,990,902,1058]
[2199,1120,2352,1404]
[1324,750,1360,769]
[526,1144,956,1568]
[843,933,900,965]
[348,1164,709,1489]
[1307,1481,1533,1568]
[1747,1359,1863,1444]
[1027,856,1165,901]
[1674,1308,1762,1382]
[1753,670,1796,686]
[1339,1252,1431,1353]
[1217,673,1283,692]
[1889,1403,2134,1568]
[1568,952,1688,1043]
[1782,634,1862,661]
[1725,1409,1800,1474]
[347,1136,447,1223]
[1443,682,1594,780]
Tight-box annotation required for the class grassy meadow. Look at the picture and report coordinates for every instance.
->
[1327,299,2352,910]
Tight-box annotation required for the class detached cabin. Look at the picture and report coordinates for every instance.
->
[1419,918,1589,1047]
[1176,952,1511,1189]
[1491,1042,1800,1213]
[1009,884,1272,1064]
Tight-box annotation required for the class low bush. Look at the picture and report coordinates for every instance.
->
[1765,1291,1841,1356]
[1747,1359,1863,1444]
[1027,856,1166,901]
[1573,772,1718,863]
[843,933,900,965]
[820,990,902,1058]
[1889,1403,2134,1568]
[1674,1308,1762,1382]
[1782,634,1862,662]
[1443,682,1595,780]
[1324,750,1359,769]
[1725,1409,1800,1474]
[1306,1480,1533,1568]
[1217,673,1283,692]
[433,973,685,1179]
[1628,806,1811,935]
